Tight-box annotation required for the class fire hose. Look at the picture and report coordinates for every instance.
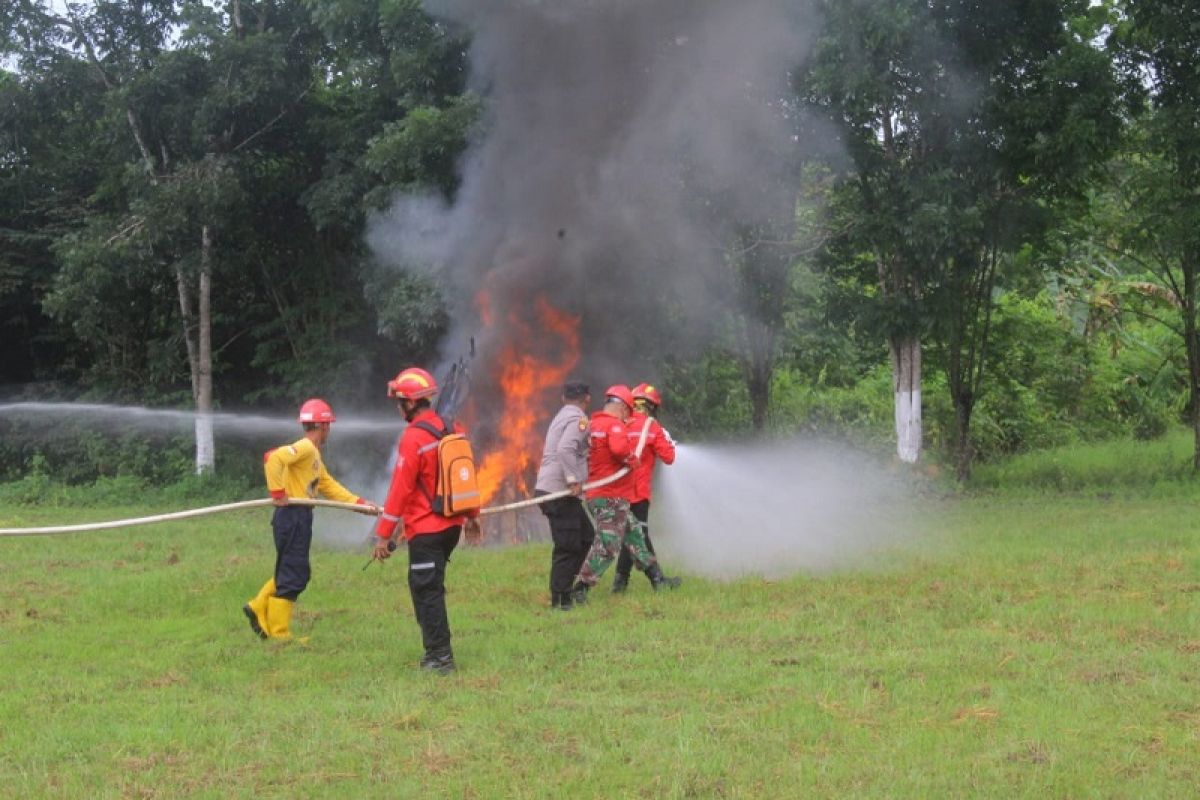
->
[0,419,650,537]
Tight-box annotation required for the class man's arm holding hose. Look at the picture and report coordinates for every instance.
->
[652,420,676,465]
[316,465,379,513]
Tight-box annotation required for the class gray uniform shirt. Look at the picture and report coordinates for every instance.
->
[534,403,590,494]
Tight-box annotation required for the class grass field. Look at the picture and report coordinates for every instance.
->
[1,487,1199,798]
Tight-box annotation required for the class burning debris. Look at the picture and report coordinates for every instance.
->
[451,291,581,542]
[369,1,814,513]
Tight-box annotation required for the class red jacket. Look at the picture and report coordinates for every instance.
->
[585,410,637,500]
[375,410,475,541]
[626,411,676,503]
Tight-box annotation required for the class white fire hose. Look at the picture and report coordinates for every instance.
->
[0,418,651,537]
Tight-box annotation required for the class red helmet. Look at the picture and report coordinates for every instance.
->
[298,398,336,424]
[604,384,635,411]
[632,382,663,408]
[387,367,438,400]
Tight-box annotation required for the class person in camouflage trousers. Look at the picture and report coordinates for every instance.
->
[570,385,681,603]
[575,497,658,585]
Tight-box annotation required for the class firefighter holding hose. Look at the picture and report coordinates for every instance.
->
[570,385,681,603]
[243,399,377,642]
[534,380,595,610]
[372,367,482,675]
[611,383,676,594]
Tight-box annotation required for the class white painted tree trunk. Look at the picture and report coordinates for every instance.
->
[195,225,215,474]
[890,333,922,464]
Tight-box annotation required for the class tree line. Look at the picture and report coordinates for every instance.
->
[1,0,1198,483]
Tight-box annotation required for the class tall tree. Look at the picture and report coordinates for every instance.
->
[801,0,1120,478]
[1110,1,1200,469]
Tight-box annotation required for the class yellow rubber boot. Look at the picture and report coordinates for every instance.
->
[265,596,307,643]
[242,578,274,640]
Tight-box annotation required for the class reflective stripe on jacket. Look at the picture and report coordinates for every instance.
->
[625,411,676,503]
[375,409,473,541]
[585,410,636,500]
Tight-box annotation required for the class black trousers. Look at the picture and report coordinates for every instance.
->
[540,494,595,595]
[407,527,461,655]
[615,500,654,580]
[272,506,313,600]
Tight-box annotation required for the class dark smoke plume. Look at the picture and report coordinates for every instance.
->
[368,0,818,396]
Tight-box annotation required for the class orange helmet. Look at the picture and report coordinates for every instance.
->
[298,398,336,424]
[604,384,635,411]
[387,367,438,400]
[632,383,663,408]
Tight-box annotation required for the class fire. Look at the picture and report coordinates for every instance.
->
[475,294,581,506]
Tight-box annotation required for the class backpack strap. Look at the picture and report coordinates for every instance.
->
[412,417,450,440]
[411,416,451,506]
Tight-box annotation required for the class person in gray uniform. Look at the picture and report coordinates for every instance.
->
[534,381,595,610]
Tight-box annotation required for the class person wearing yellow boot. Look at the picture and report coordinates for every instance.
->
[243,398,377,641]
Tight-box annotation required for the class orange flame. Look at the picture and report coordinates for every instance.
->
[475,295,581,505]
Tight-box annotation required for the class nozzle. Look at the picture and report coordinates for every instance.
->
[361,539,398,571]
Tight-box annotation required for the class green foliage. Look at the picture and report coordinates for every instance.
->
[363,95,480,201]
[771,364,895,450]
[0,413,264,488]
[3,0,1200,488]
[660,350,752,437]
[970,428,1196,491]
[0,470,257,508]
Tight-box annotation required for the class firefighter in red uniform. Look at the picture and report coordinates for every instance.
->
[372,367,481,674]
[570,385,681,603]
[611,383,677,594]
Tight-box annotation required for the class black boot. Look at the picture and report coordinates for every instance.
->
[646,564,681,591]
[555,591,574,611]
[611,572,630,594]
[570,582,590,606]
[420,647,456,675]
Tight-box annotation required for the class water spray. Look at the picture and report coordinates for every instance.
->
[0,408,649,539]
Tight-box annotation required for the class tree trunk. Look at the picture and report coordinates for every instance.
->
[1178,246,1200,471]
[953,392,974,483]
[741,318,776,433]
[748,366,770,433]
[890,333,922,464]
[195,225,215,474]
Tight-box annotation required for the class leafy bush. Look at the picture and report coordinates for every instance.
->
[970,428,1195,491]
[770,364,895,451]
[0,471,257,509]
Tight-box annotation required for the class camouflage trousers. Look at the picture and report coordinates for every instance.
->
[575,497,657,586]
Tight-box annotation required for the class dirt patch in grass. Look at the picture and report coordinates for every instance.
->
[1007,740,1054,764]
[953,706,1000,723]
[143,671,186,688]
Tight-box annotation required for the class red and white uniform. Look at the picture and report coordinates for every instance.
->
[585,410,637,500]
[626,411,676,504]
[375,410,476,541]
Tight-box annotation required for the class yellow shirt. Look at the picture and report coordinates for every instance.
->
[263,437,359,504]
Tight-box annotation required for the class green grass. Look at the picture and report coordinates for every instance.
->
[1,490,1199,798]
[970,428,1197,491]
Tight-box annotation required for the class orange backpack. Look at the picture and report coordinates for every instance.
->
[413,418,481,516]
